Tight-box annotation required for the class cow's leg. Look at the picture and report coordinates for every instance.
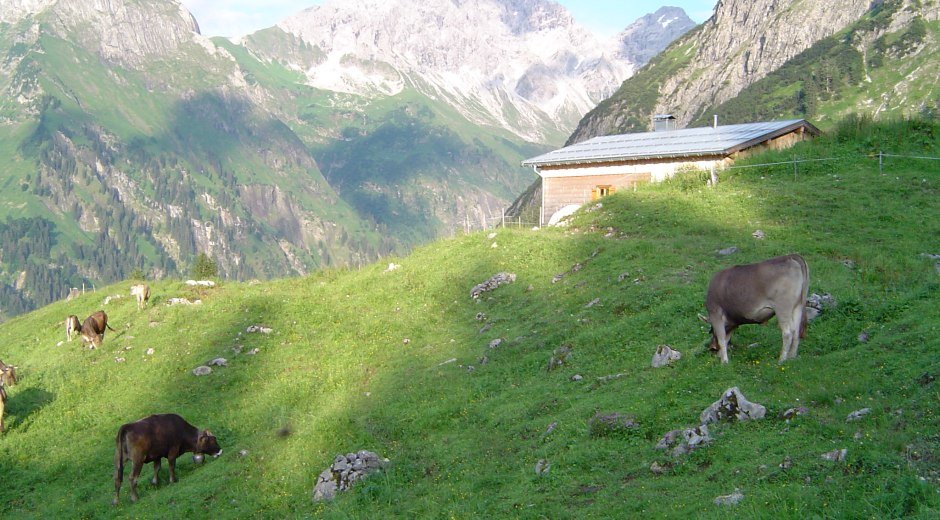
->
[787,304,805,360]
[151,459,161,485]
[129,458,143,502]
[778,314,796,363]
[711,318,732,364]
[168,453,178,483]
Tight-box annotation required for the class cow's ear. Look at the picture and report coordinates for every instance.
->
[203,429,213,437]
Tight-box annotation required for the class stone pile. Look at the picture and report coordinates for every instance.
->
[651,345,681,368]
[700,387,766,424]
[588,412,639,437]
[546,345,572,371]
[805,293,836,321]
[185,280,216,287]
[246,325,273,334]
[312,450,388,501]
[470,273,516,299]
[656,424,712,457]
[655,388,765,458]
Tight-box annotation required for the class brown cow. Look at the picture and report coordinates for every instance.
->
[704,254,809,364]
[113,413,222,504]
[130,284,150,310]
[0,382,6,433]
[0,360,16,387]
[81,310,116,349]
[65,315,81,342]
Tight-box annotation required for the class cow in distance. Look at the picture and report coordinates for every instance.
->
[65,315,81,342]
[0,360,16,387]
[130,284,150,310]
[81,310,115,349]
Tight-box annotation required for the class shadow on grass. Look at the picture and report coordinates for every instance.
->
[5,387,55,432]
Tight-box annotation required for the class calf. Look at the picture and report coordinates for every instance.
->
[704,254,809,364]
[0,361,16,387]
[130,284,150,310]
[65,315,81,342]
[81,310,116,349]
[113,413,222,504]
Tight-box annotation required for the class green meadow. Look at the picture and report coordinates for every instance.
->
[0,118,937,518]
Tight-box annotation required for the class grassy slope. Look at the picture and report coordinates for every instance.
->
[0,120,937,518]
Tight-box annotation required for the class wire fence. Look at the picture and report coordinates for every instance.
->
[465,152,939,233]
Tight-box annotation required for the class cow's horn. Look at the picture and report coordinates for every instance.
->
[698,314,709,323]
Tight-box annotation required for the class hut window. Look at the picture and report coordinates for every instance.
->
[592,185,614,200]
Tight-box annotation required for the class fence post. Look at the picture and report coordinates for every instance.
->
[709,164,718,186]
[501,209,505,229]
[793,155,797,178]
[879,151,883,174]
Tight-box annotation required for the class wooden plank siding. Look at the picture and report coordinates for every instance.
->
[542,173,651,224]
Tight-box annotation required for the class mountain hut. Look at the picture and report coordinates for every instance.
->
[522,118,820,225]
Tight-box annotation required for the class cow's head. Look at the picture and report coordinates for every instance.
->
[0,365,14,386]
[83,332,102,349]
[196,429,222,457]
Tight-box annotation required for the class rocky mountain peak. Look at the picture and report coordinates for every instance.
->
[278,0,643,141]
[615,6,697,64]
[5,0,203,68]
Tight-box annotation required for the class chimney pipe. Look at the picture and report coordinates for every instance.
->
[713,115,718,129]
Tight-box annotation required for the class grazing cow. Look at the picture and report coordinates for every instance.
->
[65,315,81,342]
[0,382,6,433]
[130,284,150,310]
[703,254,809,364]
[113,413,222,504]
[0,361,16,387]
[81,310,116,349]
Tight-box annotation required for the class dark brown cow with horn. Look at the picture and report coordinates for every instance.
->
[113,413,222,504]
[703,254,809,364]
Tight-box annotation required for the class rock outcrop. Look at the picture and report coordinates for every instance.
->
[700,387,767,424]
[569,0,874,141]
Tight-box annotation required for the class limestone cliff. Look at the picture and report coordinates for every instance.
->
[4,0,201,67]
[569,0,874,143]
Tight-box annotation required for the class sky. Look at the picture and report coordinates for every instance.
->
[179,1,718,39]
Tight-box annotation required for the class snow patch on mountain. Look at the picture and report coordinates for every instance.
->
[278,0,642,141]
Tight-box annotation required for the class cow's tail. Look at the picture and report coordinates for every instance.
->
[106,322,116,332]
[797,255,810,338]
[114,425,128,486]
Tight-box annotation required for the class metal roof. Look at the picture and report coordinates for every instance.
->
[522,119,819,168]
